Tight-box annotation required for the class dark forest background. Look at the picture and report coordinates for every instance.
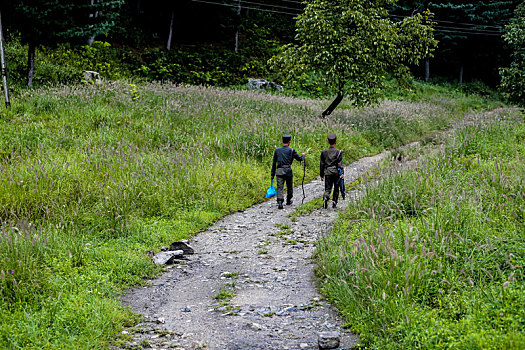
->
[0,0,523,95]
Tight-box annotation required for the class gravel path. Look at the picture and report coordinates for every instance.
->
[120,149,401,350]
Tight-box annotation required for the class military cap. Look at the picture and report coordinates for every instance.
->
[282,134,292,143]
[328,133,337,141]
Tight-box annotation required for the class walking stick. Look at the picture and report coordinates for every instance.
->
[301,156,306,204]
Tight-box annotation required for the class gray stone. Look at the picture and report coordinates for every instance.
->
[83,70,101,84]
[247,78,284,92]
[318,331,340,349]
[152,250,184,265]
[169,241,195,255]
[247,322,262,331]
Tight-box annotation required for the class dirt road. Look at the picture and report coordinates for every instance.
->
[120,149,398,350]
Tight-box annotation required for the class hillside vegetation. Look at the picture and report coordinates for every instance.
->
[0,81,510,348]
[316,108,525,348]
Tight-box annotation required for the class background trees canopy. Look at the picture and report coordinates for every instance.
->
[2,0,123,86]
[0,0,523,100]
[270,0,437,108]
[392,0,521,86]
[500,2,525,106]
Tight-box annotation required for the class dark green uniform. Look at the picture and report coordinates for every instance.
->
[271,145,304,204]
[320,145,343,204]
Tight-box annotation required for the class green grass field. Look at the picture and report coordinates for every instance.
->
[316,107,525,349]
[0,81,512,348]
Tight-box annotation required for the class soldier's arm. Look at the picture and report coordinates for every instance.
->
[271,149,277,178]
[292,149,304,162]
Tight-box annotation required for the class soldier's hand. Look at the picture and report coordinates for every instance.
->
[320,176,324,181]
[340,174,344,179]
[302,152,305,156]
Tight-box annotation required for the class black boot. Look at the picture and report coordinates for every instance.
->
[332,201,337,209]
[323,199,329,209]
[286,199,293,205]
[277,200,284,209]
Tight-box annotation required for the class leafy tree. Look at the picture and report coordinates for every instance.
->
[3,0,123,87]
[271,0,437,112]
[500,3,525,106]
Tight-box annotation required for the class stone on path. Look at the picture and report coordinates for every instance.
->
[152,250,184,265]
[170,240,195,255]
[247,322,262,331]
[318,331,340,349]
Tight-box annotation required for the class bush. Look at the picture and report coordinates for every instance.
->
[3,37,134,87]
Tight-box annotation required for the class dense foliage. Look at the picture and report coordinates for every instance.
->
[1,0,124,85]
[1,0,523,97]
[271,0,437,106]
[500,2,525,106]
[316,108,525,348]
[424,0,520,84]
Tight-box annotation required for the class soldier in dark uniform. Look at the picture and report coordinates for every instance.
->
[271,134,305,209]
[320,133,344,209]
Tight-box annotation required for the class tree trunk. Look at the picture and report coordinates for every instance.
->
[88,0,100,46]
[459,63,464,85]
[424,55,430,82]
[0,10,11,107]
[321,93,344,118]
[234,0,241,52]
[167,10,175,50]
[26,41,35,88]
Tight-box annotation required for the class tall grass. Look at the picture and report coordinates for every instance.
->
[316,108,525,349]
[0,81,503,348]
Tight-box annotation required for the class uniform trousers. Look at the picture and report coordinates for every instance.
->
[324,174,340,203]
[276,175,293,203]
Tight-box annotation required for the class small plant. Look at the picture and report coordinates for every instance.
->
[262,311,276,317]
[270,225,292,239]
[128,83,140,100]
[284,239,297,245]
[288,197,324,220]
[221,271,239,279]
[155,329,172,337]
[214,288,235,301]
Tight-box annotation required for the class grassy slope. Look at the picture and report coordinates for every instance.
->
[0,81,504,348]
[316,108,525,349]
